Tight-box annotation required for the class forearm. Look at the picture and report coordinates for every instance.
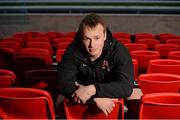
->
[72,84,96,104]
[94,78,133,98]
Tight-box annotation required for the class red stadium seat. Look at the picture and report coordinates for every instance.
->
[112,32,131,39]
[27,42,53,56]
[138,73,180,94]
[155,44,179,58]
[54,38,73,48]
[147,59,180,75]
[124,43,148,52]
[56,49,65,62]
[21,48,52,65]
[24,31,42,37]
[168,51,180,60]
[2,37,24,47]
[166,38,180,46]
[11,56,50,85]
[13,32,32,41]
[0,41,21,55]
[139,93,180,119]
[0,88,55,119]
[131,50,160,74]
[46,32,64,38]
[115,37,131,44]
[137,38,160,50]
[0,69,16,88]
[0,69,16,80]
[26,37,50,44]
[0,48,15,68]
[34,33,57,44]
[0,76,15,88]
[24,69,57,90]
[134,33,154,42]
[64,99,124,119]
[61,32,76,39]
[57,42,70,50]
[156,33,177,43]
[132,59,138,82]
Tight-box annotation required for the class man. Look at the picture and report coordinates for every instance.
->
[57,13,134,116]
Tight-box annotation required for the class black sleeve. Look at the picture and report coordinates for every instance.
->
[56,47,78,97]
[94,45,134,98]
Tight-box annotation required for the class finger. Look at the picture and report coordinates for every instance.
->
[77,98,81,103]
[102,109,108,116]
[82,99,87,104]
[106,107,112,114]
[109,105,113,112]
[112,102,115,108]
[74,96,78,102]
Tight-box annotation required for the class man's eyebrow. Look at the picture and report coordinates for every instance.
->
[83,34,100,39]
[84,35,92,38]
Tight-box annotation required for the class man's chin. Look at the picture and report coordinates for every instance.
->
[89,52,97,56]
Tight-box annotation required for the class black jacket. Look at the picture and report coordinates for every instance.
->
[57,28,134,98]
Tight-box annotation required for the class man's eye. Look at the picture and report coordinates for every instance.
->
[95,37,100,40]
[83,38,89,41]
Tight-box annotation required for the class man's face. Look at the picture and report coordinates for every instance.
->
[82,24,106,60]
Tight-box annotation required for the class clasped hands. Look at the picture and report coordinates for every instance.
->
[71,82,115,116]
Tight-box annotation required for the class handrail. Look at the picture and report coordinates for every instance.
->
[0,0,180,14]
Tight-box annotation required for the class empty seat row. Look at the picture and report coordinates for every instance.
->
[0,87,180,119]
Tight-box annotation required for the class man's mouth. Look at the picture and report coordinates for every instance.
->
[89,49,96,52]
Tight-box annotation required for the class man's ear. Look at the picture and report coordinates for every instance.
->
[104,31,107,41]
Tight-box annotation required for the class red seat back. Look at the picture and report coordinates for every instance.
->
[112,32,131,39]
[168,51,180,60]
[56,49,65,62]
[138,73,180,94]
[137,38,160,50]
[139,93,180,119]
[0,76,14,88]
[166,38,180,46]
[24,69,57,90]
[115,38,131,44]
[132,59,138,82]
[124,43,147,52]
[54,38,72,48]
[27,42,53,55]
[0,41,21,55]
[11,56,49,85]
[0,48,15,68]
[148,59,180,75]
[64,99,124,119]
[21,48,52,65]
[134,33,154,42]
[131,50,160,68]
[0,88,55,119]
[155,44,179,58]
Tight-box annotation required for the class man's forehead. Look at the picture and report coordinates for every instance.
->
[85,23,103,30]
[84,24,104,32]
[83,29,103,38]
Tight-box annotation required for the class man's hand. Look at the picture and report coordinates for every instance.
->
[72,82,96,104]
[93,98,115,116]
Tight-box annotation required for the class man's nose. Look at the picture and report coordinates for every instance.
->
[89,40,95,47]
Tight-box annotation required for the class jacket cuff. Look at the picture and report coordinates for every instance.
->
[93,83,101,97]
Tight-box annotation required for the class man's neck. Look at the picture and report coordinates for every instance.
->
[90,57,96,62]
